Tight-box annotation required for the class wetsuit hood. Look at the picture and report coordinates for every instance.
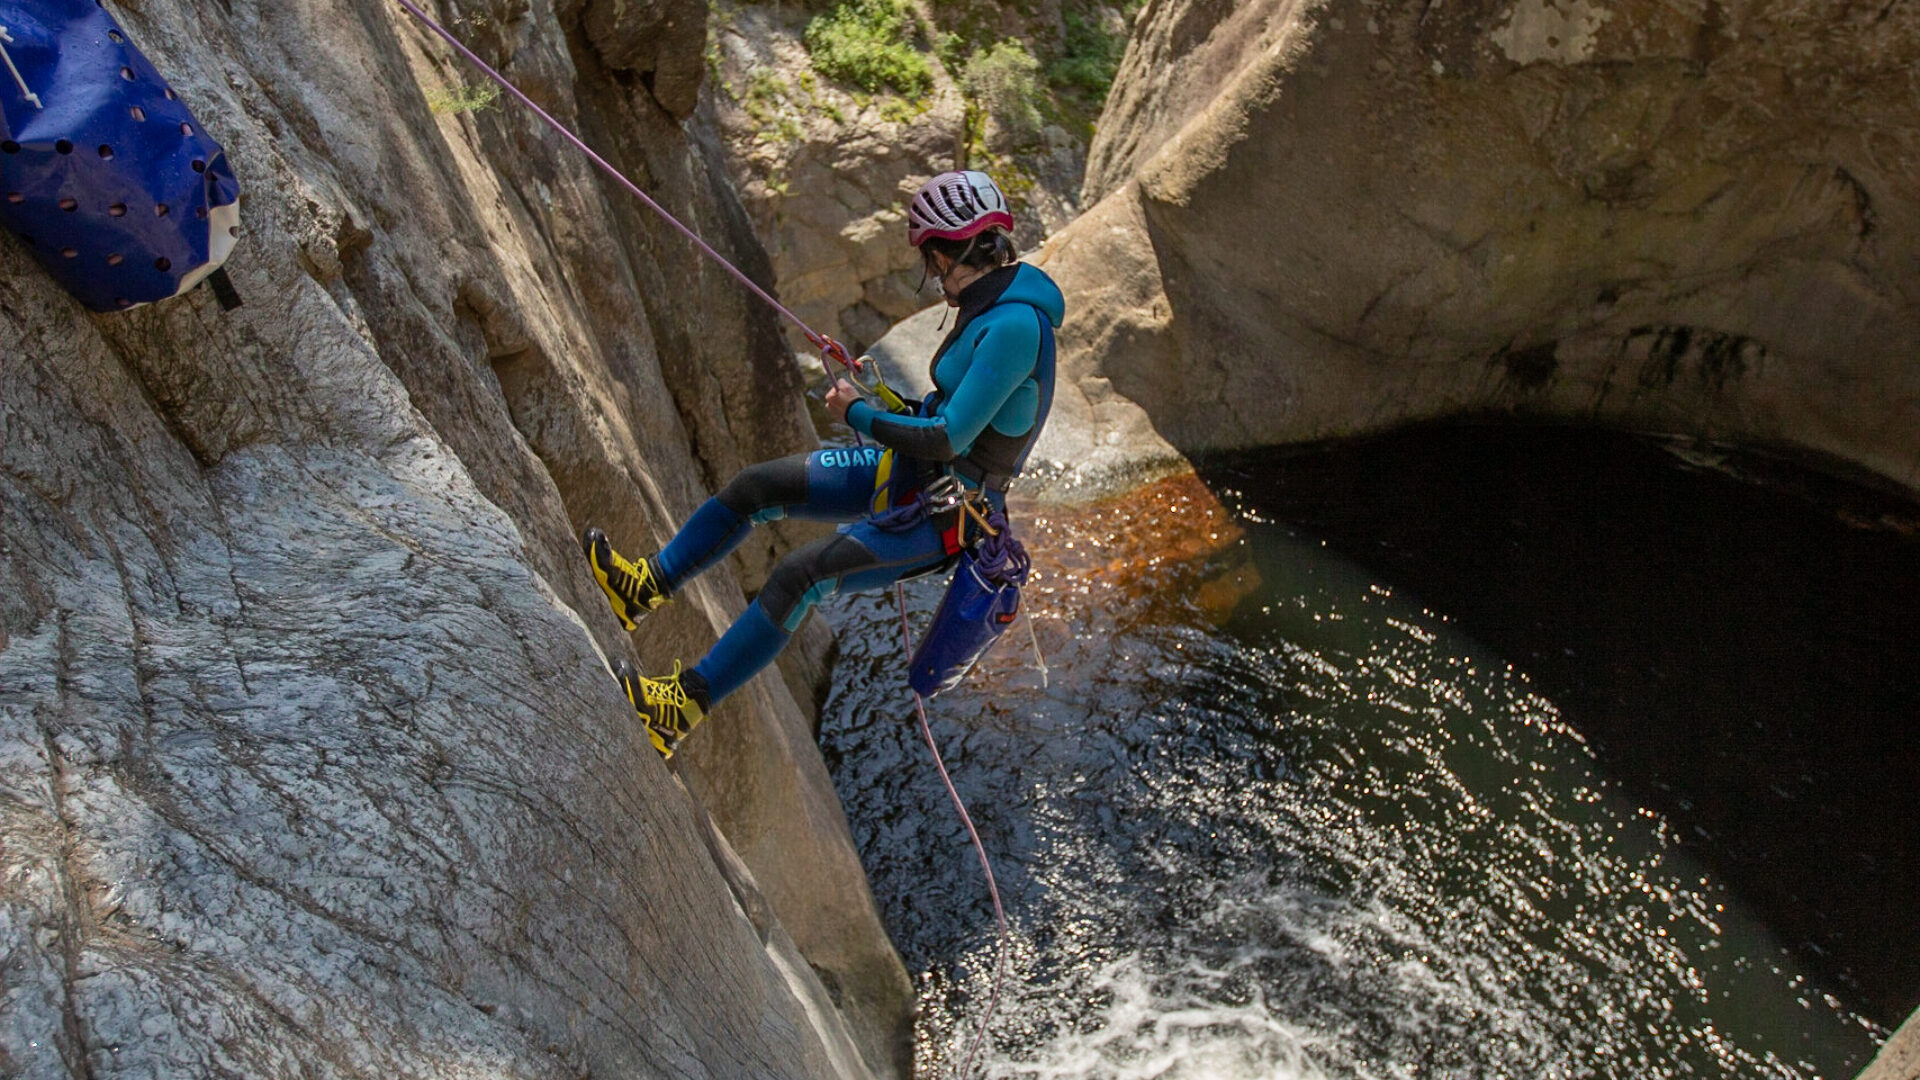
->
[948,262,1065,328]
[956,262,1064,327]
[1002,262,1065,327]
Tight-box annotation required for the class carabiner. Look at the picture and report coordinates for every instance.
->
[849,354,913,414]
[921,474,967,514]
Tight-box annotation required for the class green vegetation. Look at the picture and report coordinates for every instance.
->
[879,96,932,124]
[804,0,934,96]
[931,0,1134,150]
[933,29,967,72]
[1049,10,1124,95]
[742,71,807,144]
[962,39,1043,145]
[714,0,1137,161]
[745,70,786,113]
[425,82,500,114]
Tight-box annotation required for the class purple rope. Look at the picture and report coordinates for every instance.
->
[390,0,854,372]
[969,511,1029,587]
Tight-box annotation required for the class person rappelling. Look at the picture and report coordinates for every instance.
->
[582,170,1063,758]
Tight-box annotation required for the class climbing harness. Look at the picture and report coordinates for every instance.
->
[391,0,860,381]
[0,0,242,311]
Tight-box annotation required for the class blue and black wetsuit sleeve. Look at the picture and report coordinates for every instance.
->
[844,312,1040,461]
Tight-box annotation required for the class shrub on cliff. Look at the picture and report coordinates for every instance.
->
[426,81,501,114]
[963,39,1043,139]
[804,0,933,96]
[1049,10,1124,96]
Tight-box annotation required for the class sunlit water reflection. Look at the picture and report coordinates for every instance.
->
[819,448,1890,1080]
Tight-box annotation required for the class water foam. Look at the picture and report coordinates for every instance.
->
[990,951,1333,1080]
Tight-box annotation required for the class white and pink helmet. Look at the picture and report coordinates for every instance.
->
[907,170,1015,247]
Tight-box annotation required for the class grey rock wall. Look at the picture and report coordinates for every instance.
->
[577,0,708,117]
[2,0,909,1076]
[705,0,970,356]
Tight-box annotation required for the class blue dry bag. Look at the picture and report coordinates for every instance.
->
[1,0,240,311]
[908,515,1030,699]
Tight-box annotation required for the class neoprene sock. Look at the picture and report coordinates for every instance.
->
[654,497,749,591]
[679,668,713,714]
[690,599,790,707]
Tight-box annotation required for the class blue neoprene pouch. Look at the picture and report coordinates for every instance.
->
[909,552,1022,698]
[908,508,1033,700]
[1,0,240,310]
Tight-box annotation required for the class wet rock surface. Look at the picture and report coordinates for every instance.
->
[2,0,909,1075]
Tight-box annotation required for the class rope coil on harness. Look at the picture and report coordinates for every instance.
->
[965,509,1029,584]
[390,0,859,381]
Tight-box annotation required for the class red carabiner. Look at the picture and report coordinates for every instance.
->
[809,331,860,375]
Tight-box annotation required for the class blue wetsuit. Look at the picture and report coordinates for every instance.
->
[653,262,1065,707]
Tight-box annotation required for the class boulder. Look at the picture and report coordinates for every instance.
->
[1035,0,1920,1051]
[1043,0,1920,496]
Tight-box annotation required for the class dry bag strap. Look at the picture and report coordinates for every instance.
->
[206,266,242,310]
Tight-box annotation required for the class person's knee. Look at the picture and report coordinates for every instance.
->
[718,457,808,518]
[760,534,871,630]
[760,547,824,630]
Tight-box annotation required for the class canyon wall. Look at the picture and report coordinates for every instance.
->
[1,0,912,1075]
[1023,0,1920,1062]
[1031,0,1920,498]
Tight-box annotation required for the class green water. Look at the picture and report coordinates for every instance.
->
[819,426,1915,1079]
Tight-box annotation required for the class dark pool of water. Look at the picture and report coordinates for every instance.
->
[818,425,1918,1079]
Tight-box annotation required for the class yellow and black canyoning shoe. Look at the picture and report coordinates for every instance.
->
[583,527,670,631]
[612,659,705,759]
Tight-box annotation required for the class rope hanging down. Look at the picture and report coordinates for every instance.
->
[895,581,1013,1080]
[391,0,858,375]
